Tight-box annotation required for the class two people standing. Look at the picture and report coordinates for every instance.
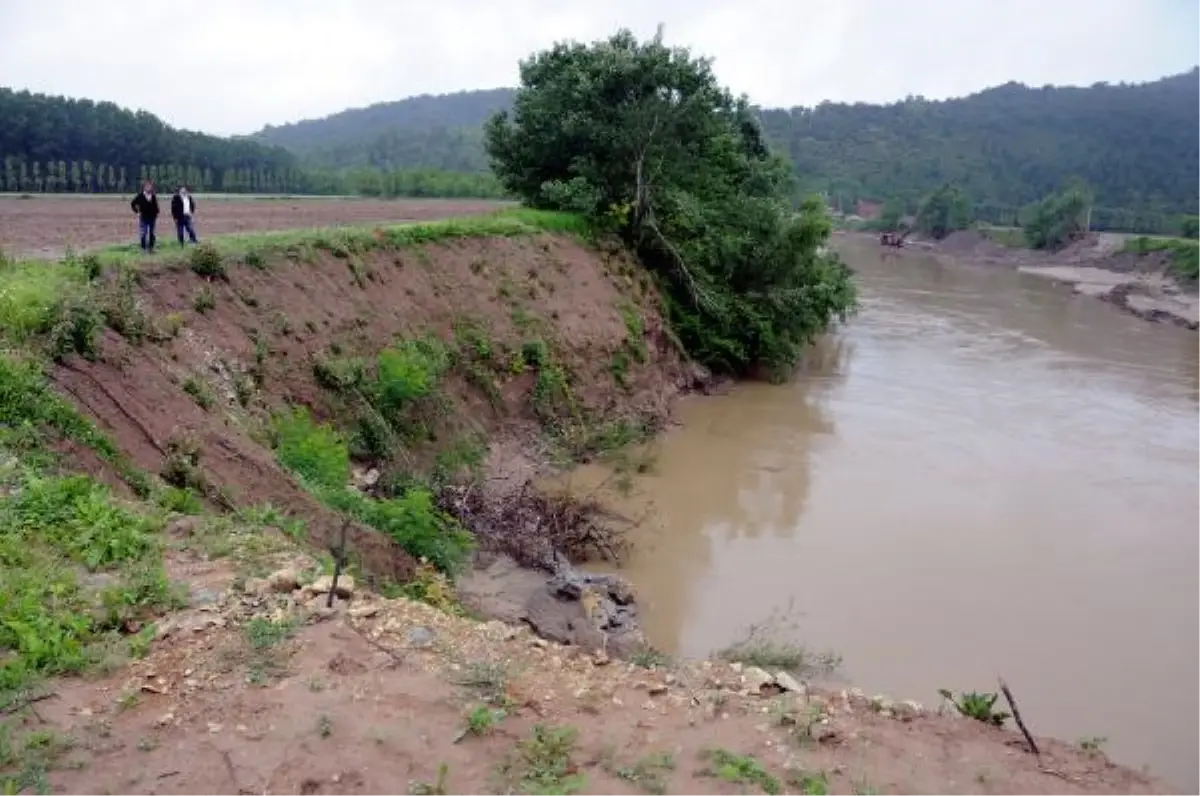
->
[129,181,200,253]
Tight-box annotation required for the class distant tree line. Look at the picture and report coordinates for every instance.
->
[0,88,506,199]
[0,155,508,199]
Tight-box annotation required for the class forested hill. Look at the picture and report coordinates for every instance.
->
[254,89,515,172]
[0,88,304,193]
[252,69,1200,216]
[761,67,1200,218]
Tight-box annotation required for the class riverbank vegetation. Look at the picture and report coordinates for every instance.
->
[483,28,857,377]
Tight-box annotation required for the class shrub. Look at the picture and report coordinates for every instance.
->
[372,338,449,417]
[189,242,226,278]
[273,408,349,491]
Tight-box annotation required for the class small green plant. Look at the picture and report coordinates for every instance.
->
[410,763,450,796]
[317,714,332,738]
[1078,735,1107,755]
[181,375,215,410]
[243,617,298,650]
[613,751,675,795]
[191,287,216,313]
[462,704,506,738]
[501,724,586,795]
[189,242,226,278]
[697,748,781,795]
[937,689,1011,727]
[80,253,103,281]
[718,639,840,678]
[786,769,830,795]
[451,661,510,705]
[48,296,101,362]
[312,355,365,392]
[244,250,265,269]
[160,434,204,490]
[629,646,671,670]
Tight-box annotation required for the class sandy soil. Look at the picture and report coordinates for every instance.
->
[0,196,512,259]
[10,534,1168,796]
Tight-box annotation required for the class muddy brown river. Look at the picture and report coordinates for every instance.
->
[618,240,1199,789]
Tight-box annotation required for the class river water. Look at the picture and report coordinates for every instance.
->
[618,239,1199,789]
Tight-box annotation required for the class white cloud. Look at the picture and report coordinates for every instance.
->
[0,0,1195,135]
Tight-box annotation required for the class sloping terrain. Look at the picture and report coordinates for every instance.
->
[0,212,1177,793]
[47,215,688,585]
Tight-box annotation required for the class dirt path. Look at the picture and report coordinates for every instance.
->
[0,196,511,259]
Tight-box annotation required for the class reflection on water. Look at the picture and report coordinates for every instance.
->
[618,241,1199,789]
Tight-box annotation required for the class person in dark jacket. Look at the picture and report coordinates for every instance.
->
[171,184,199,246]
[130,180,160,253]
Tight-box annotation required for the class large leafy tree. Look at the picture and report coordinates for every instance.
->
[1022,185,1092,250]
[915,183,973,240]
[484,29,857,377]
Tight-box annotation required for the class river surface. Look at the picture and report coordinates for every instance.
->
[619,240,1199,789]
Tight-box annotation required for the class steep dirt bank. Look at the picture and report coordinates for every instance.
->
[928,230,1198,330]
[47,225,692,632]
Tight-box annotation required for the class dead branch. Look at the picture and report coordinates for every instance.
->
[436,477,636,571]
[998,675,1040,757]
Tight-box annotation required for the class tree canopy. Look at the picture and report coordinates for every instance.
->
[484,29,856,378]
[915,184,973,240]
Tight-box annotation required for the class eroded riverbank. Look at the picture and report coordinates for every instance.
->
[609,240,1200,790]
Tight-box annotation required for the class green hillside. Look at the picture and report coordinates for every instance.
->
[252,69,1200,226]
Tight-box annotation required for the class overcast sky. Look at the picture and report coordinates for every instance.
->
[1,0,1196,136]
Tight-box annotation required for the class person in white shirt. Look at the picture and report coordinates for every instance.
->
[170,184,199,247]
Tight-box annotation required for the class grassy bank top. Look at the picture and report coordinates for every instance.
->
[0,208,589,345]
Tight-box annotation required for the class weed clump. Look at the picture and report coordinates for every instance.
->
[272,408,472,574]
[189,242,226,279]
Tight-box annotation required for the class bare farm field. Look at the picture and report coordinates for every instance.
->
[0,195,512,259]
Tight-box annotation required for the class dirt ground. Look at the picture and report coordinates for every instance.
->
[0,196,511,259]
[8,534,1169,796]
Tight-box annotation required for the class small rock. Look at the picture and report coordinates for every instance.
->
[157,713,174,726]
[268,568,300,593]
[893,700,924,721]
[236,724,248,733]
[348,604,379,619]
[207,722,222,734]
[742,666,773,694]
[663,673,677,686]
[166,516,199,537]
[244,577,271,597]
[648,684,668,697]
[530,637,549,649]
[774,671,805,694]
[310,575,355,599]
[591,651,610,666]
[729,662,744,674]
[406,626,435,648]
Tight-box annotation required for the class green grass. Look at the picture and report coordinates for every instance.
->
[717,638,841,678]
[1120,235,1200,281]
[497,724,586,795]
[977,225,1027,248]
[697,748,782,795]
[271,407,474,575]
